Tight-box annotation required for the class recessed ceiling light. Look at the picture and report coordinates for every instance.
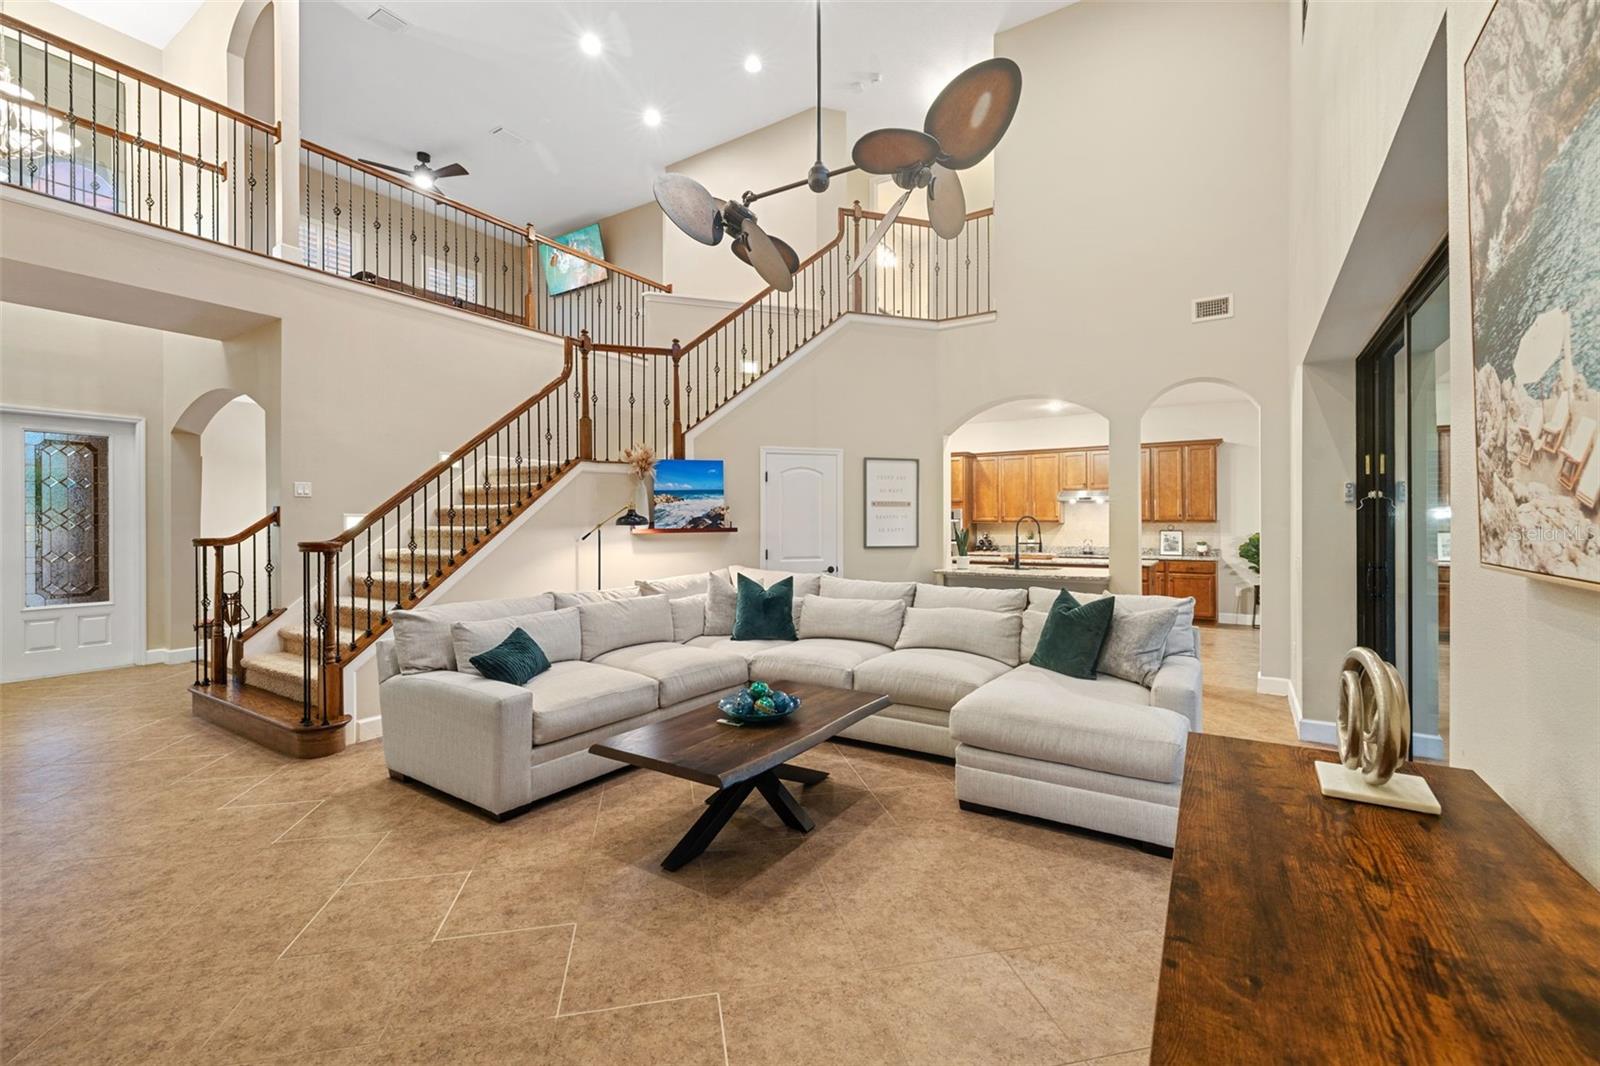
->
[642,107,662,128]
[744,54,763,74]
[578,32,602,57]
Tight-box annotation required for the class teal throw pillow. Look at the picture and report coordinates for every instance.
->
[733,574,797,641]
[469,627,550,685]
[1030,594,1114,680]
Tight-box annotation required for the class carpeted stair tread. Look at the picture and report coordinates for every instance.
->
[242,650,318,705]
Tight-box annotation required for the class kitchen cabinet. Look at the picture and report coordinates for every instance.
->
[1141,447,1154,521]
[1143,558,1217,622]
[971,456,1000,523]
[998,454,1030,522]
[1150,445,1186,522]
[951,454,970,516]
[1182,443,1218,522]
[1061,450,1089,492]
[1088,448,1110,490]
[1028,452,1061,519]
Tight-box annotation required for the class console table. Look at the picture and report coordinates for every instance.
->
[1153,734,1600,1064]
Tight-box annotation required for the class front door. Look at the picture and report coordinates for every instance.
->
[0,410,144,680]
[760,448,842,574]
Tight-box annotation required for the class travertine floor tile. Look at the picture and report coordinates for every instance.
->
[547,995,725,1066]
[1005,931,1163,1063]
[722,979,905,1066]
[284,872,467,957]
[868,953,1071,1065]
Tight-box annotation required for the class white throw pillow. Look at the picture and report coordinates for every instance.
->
[895,606,1022,667]
[912,582,1028,613]
[1020,609,1048,662]
[819,575,916,606]
[797,595,905,646]
[451,607,581,676]
[553,586,640,609]
[637,571,723,600]
[670,594,707,642]
[390,594,557,673]
[578,594,674,659]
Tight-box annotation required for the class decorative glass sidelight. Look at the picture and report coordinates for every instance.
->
[23,429,109,606]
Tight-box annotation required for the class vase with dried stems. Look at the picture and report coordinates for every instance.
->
[622,445,655,521]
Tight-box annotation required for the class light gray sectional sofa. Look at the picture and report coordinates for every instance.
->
[377,566,1203,848]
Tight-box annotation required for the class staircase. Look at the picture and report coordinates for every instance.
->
[192,201,995,755]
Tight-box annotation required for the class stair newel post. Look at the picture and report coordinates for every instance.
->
[524,225,538,331]
[578,329,595,461]
[850,200,864,313]
[211,544,228,685]
[320,547,341,725]
[670,339,686,459]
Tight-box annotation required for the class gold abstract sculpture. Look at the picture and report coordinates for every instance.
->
[1336,647,1410,784]
[1316,647,1441,815]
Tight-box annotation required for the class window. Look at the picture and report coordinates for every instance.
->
[23,430,109,607]
[299,217,353,276]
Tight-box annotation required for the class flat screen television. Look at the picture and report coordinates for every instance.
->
[540,222,609,296]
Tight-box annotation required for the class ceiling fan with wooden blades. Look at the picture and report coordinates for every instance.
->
[846,57,1022,276]
[356,150,467,191]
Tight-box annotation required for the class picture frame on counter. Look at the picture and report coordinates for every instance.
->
[865,457,919,548]
[1158,529,1184,557]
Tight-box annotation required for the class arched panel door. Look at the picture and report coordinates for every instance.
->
[760,449,842,575]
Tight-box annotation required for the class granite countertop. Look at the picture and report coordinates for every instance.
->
[1141,554,1223,565]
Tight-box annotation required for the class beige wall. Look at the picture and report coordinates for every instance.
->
[994,1,1291,680]
[597,201,664,288]
[0,0,163,71]
[200,397,268,537]
[1290,0,1599,884]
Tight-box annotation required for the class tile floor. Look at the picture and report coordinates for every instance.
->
[0,624,1297,1065]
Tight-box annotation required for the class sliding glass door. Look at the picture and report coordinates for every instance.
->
[1356,244,1450,757]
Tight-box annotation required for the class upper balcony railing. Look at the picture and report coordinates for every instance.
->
[1,14,670,346]
[1,14,280,254]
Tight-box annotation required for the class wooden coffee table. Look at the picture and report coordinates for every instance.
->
[590,682,889,870]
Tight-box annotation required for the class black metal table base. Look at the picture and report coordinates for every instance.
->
[665,763,827,870]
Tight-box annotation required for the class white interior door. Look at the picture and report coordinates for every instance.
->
[1,409,144,681]
[761,448,843,575]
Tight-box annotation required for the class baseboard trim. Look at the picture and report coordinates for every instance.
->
[145,647,197,666]
[1412,732,1445,760]
[1218,611,1256,627]
[1287,680,1338,746]
[1256,673,1291,696]
[356,715,383,742]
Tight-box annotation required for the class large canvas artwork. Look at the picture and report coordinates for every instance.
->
[540,223,608,296]
[651,459,729,530]
[1466,0,1600,587]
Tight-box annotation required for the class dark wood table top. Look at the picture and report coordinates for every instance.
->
[1153,734,1600,1064]
[589,682,890,790]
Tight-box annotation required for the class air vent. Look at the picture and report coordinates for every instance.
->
[489,126,529,146]
[366,6,410,32]
[1192,294,1233,322]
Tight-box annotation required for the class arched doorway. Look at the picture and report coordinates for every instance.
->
[228,2,276,123]
[946,397,1112,592]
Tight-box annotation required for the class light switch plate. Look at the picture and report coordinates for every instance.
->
[1343,482,1356,503]
[294,482,312,498]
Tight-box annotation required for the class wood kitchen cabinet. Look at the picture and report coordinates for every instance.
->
[998,454,1030,522]
[1182,443,1218,522]
[1141,447,1154,521]
[1143,439,1219,523]
[1144,558,1217,622]
[1088,448,1110,490]
[1028,452,1061,519]
[970,455,1000,523]
[1060,449,1089,492]
[950,454,969,515]
[1150,444,1186,522]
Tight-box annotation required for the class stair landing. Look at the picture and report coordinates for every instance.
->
[190,681,350,759]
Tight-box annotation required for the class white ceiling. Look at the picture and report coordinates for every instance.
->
[53,0,205,48]
[301,1,1067,233]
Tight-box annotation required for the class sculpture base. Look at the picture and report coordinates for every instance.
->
[1315,761,1441,815]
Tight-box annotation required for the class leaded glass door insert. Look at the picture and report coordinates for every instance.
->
[23,429,109,607]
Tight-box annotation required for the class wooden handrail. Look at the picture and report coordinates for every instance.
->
[841,205,996,228]
[195,506,280,547]
[533,234,672,293]
[299,139,525,232]
[682,227,850,350]
[301,339,578,551]
[0,14,280,137]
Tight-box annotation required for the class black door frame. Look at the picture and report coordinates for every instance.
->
[1354,240,1449,665]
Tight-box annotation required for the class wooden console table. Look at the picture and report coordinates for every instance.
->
[1153,734,1600,1064]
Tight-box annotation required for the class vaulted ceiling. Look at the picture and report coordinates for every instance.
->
[301,1,1066,233]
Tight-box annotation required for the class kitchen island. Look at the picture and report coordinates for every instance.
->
[934,563,1111,594]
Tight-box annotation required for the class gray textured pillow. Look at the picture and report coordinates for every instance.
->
[1076,591,1197,658]
[670,594,707,642]
[797,595,905,646]
[578,594,674,659]
[819,575,916,606]
[912,582,1028,613]
[895,606,1022,666]
[553,586,640,609]
[451,607,581,676]
[1096,602,1181,686]
[637,571,723,600]
[390,594,557,673]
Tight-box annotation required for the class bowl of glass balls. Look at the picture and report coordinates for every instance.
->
[717,681,801,724]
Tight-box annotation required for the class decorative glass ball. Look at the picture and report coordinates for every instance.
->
[749,681,772,699]
[755,696,776,714]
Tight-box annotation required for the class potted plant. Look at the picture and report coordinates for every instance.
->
[1239,532,1260,574]
[953,526,972,569]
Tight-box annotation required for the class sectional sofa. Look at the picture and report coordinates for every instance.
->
[377,566,1203,848]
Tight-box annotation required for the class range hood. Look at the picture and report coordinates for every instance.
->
[1057,489,1110,504]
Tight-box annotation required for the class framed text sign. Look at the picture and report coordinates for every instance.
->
[865,457,919,548]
